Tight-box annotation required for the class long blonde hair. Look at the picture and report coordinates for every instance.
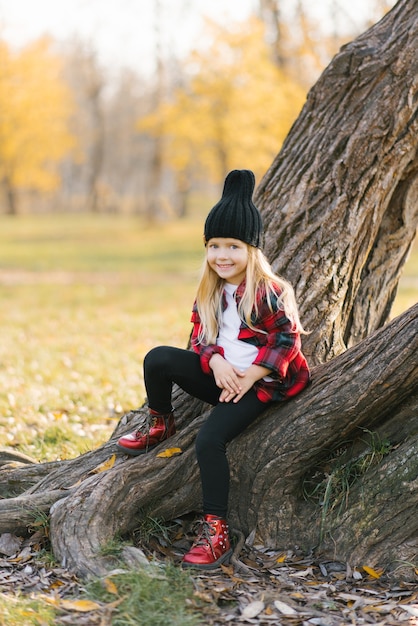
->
[195,244,305,345]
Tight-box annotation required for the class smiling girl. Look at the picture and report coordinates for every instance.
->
[117,169,310,569]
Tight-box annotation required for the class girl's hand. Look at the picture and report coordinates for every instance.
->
[210,356,272,403]
[226,364,272,403]
[209,354,243,400]
[229,366,264,402]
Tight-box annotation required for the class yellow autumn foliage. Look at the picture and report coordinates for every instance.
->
[89,453,116,474]
[139,17,307,184]
[0,37,75,193]
[156,447,183,458]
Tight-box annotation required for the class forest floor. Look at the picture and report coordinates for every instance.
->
[0,520,417,626]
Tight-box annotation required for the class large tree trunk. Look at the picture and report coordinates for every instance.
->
[0,0,416,579]
[256,0,418,364]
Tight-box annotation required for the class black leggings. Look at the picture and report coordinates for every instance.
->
[144,346,269,517]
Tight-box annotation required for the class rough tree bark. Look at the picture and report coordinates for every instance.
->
[256,0,418,364]
[0,0,417,579]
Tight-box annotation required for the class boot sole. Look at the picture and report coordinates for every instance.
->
[181,548,233,571]
[116,442,159,456]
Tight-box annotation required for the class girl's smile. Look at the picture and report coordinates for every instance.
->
[206,237,249,285]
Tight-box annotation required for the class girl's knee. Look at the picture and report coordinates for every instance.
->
[195,428,224,459]
[144,346,172,372]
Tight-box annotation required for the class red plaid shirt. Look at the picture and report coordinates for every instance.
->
[191,280,310,403]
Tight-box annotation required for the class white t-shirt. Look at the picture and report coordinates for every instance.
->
[216,282,258,371]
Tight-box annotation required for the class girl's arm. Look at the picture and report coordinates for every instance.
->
[190,306,225,374]
[252,309,301,382]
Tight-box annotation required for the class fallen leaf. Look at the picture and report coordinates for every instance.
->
[60,599,102,612]
[9,546,32,563]
[241,600,265,618]
[220,563,234,576]
[90,454,116,474]
[104,578,118,595]
[41,596,60,607]
[0,533,23,557]
[274,600,298,615]
[289,592,305,600]
[289,566,314,578]
[362,565,384,578]
[363,602,397,613]
[193,590,213,604]
[156,447,182,458]
[49,580,65,590]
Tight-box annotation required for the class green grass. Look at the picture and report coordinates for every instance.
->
[0,594,56,626]
[0,214,204,461]
[303,429,393,544]
[0,213,204,272]
[0,565,201,626]
[83,563,200,626]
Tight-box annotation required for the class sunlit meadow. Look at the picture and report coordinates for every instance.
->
[0,214,203,461]
[0,214,416,462]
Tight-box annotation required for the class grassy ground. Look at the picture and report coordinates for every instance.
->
[0,213,416,461]
[0,214,204,460]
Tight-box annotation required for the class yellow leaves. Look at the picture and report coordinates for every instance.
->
[89,454,116,474]
[362,565,384,579]
[58,599,102,612]
[137,16,306,185]
[62,599,101,612]
[49,580,66,591]
[43,595,102,612]
[104,577,119,595]
[0,37,75,192]
[156,447,183,458]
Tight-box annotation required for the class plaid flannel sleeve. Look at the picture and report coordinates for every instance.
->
[251,309,301,381]
[190,305,224,374]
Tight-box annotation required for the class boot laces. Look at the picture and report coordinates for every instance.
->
[134,414,156,439]
[193,519,217,559]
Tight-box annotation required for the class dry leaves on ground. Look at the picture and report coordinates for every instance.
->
[187,547,418,625]
[143,518,418,625]
[0,525,417,626]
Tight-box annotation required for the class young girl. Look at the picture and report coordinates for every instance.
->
[117,169,310,570]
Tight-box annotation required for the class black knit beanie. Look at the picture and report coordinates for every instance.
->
[204,169,263,248]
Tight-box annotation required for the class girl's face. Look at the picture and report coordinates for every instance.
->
[206,237,249,285]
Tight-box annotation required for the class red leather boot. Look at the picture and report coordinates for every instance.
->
[182,515,232,570]
[117,410,175,456]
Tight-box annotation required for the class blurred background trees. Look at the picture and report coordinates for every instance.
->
[0,0,395,216]
[0,37,74,215]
